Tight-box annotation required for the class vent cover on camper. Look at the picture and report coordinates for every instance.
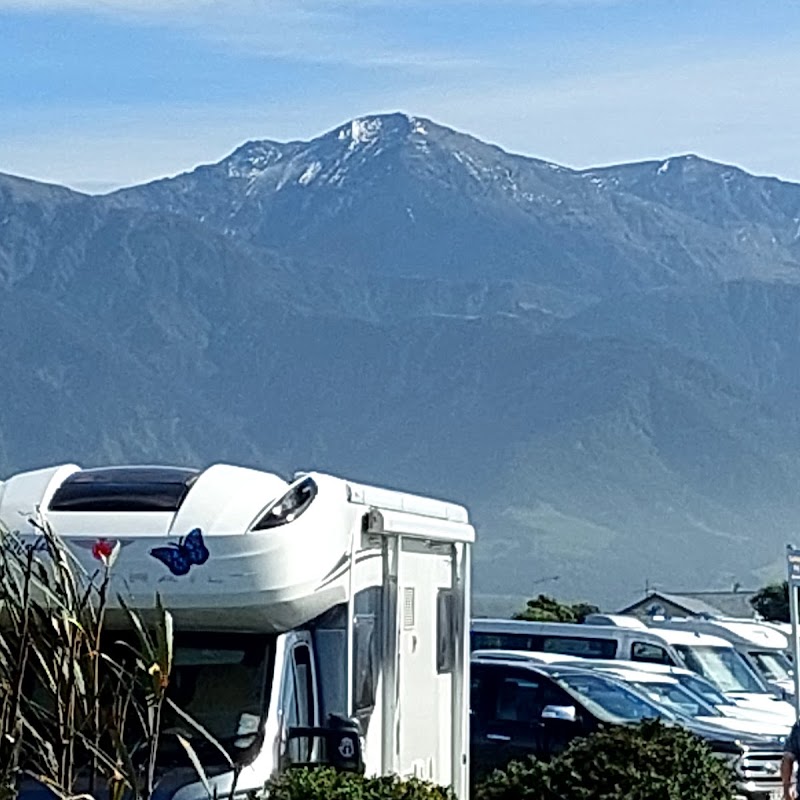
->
[403,588,416,630]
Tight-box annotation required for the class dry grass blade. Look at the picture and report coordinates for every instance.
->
[164,699,235,770]
[175,735,213,799]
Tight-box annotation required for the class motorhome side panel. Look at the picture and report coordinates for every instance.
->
[396,539,458,787]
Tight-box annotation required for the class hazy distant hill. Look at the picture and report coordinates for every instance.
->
[3,113,800,608]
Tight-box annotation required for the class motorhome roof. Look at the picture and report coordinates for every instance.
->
[471,619,638,636]
[0,462,475,632]
[650,619,789,649]
[471,618,733,647]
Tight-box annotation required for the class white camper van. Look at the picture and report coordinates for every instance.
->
[643,616,794,697]
[0,463,475,799]
[470,618,792,714]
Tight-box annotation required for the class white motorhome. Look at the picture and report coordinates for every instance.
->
[642,616,794,697]
[0,463,475,799]
[470,618,792,714]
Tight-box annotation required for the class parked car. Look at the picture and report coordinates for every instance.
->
[470,655,785,799]
[583,664,791,738]
[581,658,796,726]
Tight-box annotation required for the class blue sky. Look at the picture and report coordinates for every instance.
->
[3,0,800,192]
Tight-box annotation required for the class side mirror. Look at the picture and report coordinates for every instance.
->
[283,714,365,774]
[541,704,577,722]
[325,714,364,774]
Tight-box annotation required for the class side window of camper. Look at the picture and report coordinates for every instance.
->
[311,604,348,720]
[631,641,672,664]
[538,636,617,659]
[353,587,382,721]
[293,645,315,728]
[472,632,535,651]
[281,643,316,763]
[437,589,456,674]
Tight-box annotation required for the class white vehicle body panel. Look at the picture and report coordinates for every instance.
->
[0,463,475,799]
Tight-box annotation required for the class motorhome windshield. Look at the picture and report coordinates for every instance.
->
[674,645,763,694]
[749,650,793,683]
[106,632,275,767]
[163,634,275,764]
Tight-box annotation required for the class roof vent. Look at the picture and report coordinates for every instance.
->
[48,466,200,512]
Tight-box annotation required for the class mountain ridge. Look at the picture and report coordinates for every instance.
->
[3,112,800,609]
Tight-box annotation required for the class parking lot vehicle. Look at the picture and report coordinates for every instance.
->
[585,665,791,737]
[471,655,786,800]
[472,649,795,726]
[471,618,788,714]
[627,616,794,698]
[571,659,796,726]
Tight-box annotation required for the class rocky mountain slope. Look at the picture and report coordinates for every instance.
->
[3,113,800,609]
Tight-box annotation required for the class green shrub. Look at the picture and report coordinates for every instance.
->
[264,767,454,800]
[475,720,736,800]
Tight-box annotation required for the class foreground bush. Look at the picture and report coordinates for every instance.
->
[475,719,736,800]
[265,768,454,800]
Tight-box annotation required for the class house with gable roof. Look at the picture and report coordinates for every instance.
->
[619,589,759,620]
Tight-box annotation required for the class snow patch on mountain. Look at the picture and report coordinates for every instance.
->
[339,118,383,151]
[298,161,322,186]
[226,143,284,179]
[411,117,428,135]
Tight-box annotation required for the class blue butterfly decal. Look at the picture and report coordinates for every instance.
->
[150,528,209,576]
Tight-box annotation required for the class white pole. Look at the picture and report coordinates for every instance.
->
[381,534,399,777]
[788,546,800,720]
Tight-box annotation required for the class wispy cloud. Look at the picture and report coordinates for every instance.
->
[0,0,628,69]
[401,45,800,180]
[0,0,634,7]
[0,1,473,69]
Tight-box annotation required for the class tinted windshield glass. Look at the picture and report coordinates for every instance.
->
[631,680,718,718]
[750,650,792,682]
[674,645,763,693]
[676,673,731,706]
[107,632,275,766]
[554,672,671,722]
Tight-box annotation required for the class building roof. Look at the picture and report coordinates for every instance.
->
[619,590,758,619]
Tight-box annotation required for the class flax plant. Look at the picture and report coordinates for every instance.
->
[0,513,220,800]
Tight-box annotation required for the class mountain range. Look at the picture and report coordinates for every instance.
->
[3,112,800,611]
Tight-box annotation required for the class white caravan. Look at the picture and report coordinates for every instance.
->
[642,616,794,697]
[0,463,475,799]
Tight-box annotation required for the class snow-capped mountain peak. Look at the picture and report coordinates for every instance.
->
[338,117,383,149]
[225,141,284,179]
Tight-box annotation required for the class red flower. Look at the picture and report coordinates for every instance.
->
[92,539,115,561]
